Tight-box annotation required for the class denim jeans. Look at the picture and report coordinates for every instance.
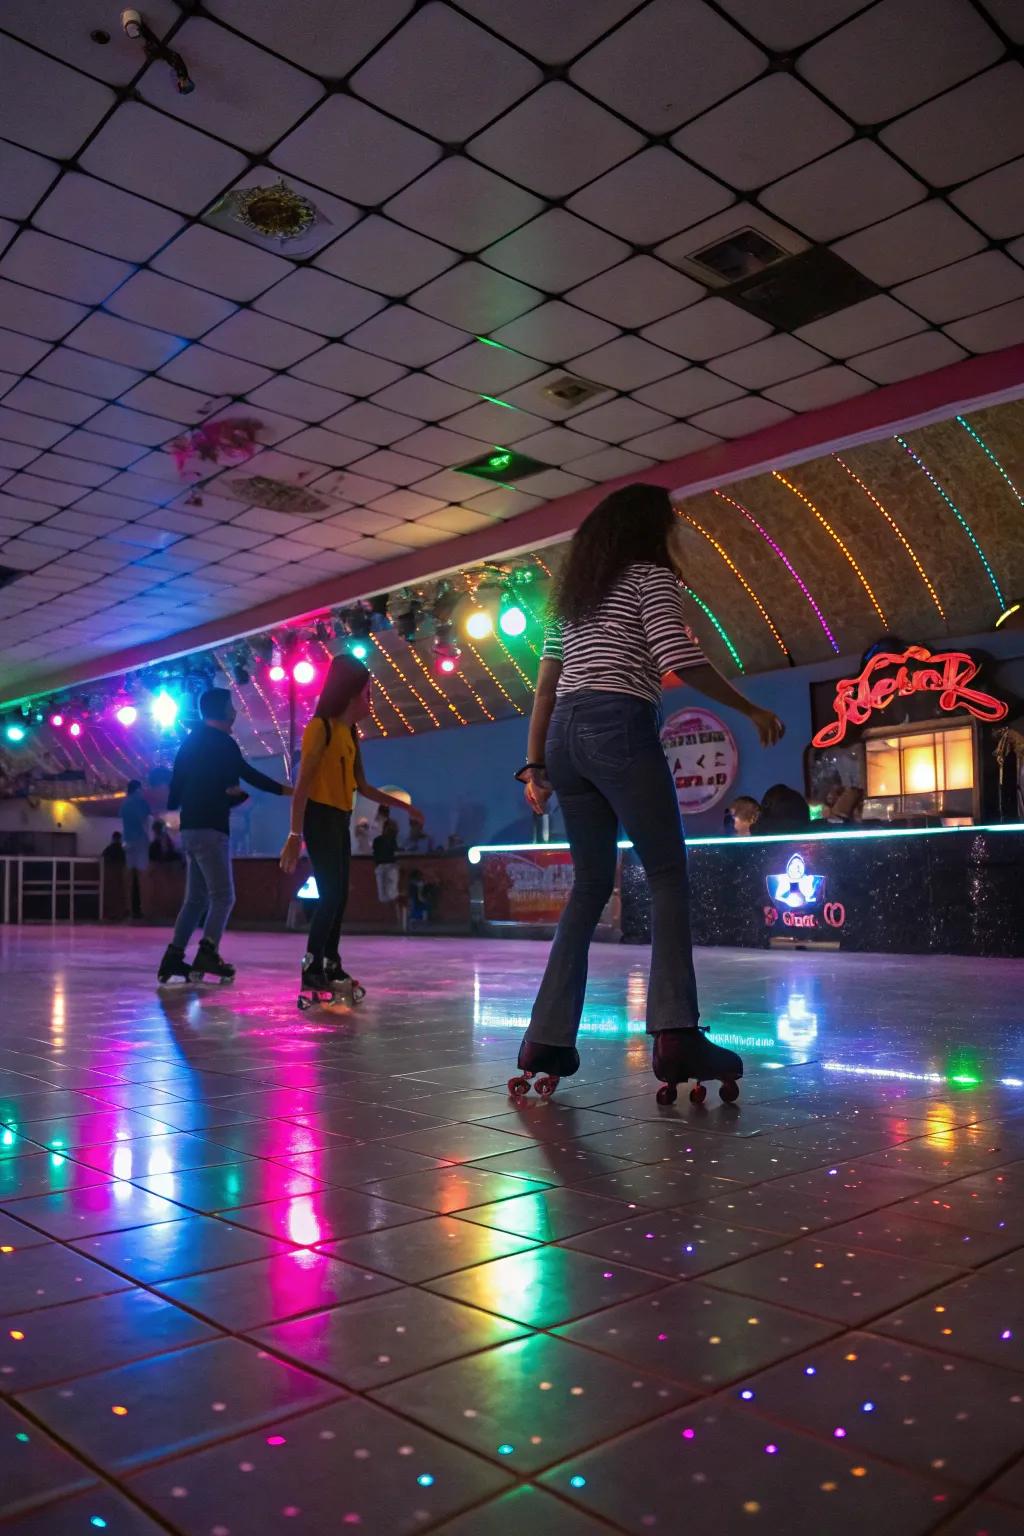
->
[527,691,700,1046]
[172,829,234,950]
[303,800,351,967]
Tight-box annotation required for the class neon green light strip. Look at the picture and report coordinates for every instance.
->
[956,415,1024,509]
[684,585,744,673]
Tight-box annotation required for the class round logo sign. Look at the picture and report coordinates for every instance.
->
[660,706,738,816]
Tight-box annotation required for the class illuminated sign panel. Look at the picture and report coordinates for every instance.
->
[812,646,1007,749]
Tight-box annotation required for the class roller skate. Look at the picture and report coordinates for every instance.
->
[188,938,236,984]
[297,954,336,1012]
[653,1026,742,1107]
[508,1038,580,1101]
[324,959,366,1004]
[157,944,191,985]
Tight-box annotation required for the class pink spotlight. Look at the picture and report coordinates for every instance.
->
[115,704,138,727]
[69,721,82,738]
[50,713,64,728]
[439,657,457,674]
[268,665,286,683]
[292,659,316,686]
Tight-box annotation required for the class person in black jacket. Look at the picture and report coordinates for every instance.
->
[157,687,290,983]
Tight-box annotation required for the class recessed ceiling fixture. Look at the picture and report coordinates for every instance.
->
[541,375,609,410]
[456,447,548,483]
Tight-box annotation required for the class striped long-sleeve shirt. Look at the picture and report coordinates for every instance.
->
[542,562,706,705]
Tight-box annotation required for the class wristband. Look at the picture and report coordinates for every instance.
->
[514,762,546,783]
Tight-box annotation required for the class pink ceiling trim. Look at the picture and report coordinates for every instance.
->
[8,342,1024,704]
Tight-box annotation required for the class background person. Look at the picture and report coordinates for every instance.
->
[516,483,783,1103]
[158,688,290,984]
[149,818,181,863]
[101,829,127,921]
[758,783,812,834]
[373,808,404,930]
[728,796,762,836]
[121,779,151,919]
[280,656,422,999]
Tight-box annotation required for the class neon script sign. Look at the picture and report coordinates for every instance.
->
[812,646,1007,748]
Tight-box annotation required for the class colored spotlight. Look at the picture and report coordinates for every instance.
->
[498,604,526,637]
[115,704,138,727]
[50,713,64,727]
[348,639,370,662]
[292,659,316,686]
[268,664,286,682]
[4,723,26,743]
[438,656,457,674]
[151,690,178,729]
[69,721,82,738]
[465,610,493,640]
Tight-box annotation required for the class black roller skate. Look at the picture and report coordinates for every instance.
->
[188,938,236,984]
[324,959,366,1004]
[653,1026,742,1107]
[508,1038,580,1101]
[298,954,335,1012]
[157,944,191,985]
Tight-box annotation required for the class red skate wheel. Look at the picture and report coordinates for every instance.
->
[720,1080,740,1103]
[534,1075,559,1098]
[690,1083,708,1105]
[508,1075,531,1098]
[656,1083,677,1106]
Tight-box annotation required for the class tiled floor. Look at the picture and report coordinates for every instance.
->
[1,929,1023,1535]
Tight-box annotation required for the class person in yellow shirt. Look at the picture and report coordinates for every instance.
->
[280,655,423,1000]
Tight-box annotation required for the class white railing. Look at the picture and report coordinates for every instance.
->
[0,857,104,924]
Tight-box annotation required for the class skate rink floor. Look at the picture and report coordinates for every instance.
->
[2,927,1024,1536]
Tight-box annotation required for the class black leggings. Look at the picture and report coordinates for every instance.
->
[303,801,351,967]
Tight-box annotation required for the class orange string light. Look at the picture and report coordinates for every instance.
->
[402,641,470,725]
[772,470,887,625]
[370,635,441,729]
[677,510,789,657]
[832,455,946,622]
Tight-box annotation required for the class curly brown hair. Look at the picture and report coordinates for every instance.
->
[553,483,676,626]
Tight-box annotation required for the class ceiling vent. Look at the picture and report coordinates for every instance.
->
[726,247,878,330]
[541,375,609,410]
[685,226,792,286]
[0,565,23,591]
[220,475,332,516]
[456,447,549,483]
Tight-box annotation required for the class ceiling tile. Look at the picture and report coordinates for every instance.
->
[33,173,185,262]
[0,34,115,157]
[369,489,446,519]
[119,378,226,426]
[490,301,618,364]
[317,216,456,297]
[160,345,273,397]
[763,365,877,411]
[832,199,987,285]
[4,377,102,425]
[0,279,86,341]
[1,329,56,375]
[689,396,793,437]
[569,145,734,244]
[351,3,541,140]
[950,157,1024,239]
[33,348,144,401]
[0,0,181,84]
[84,404,182,447]
[0,139,58,221]
[571,396,672,442]
[325,507,401,538]
[642,298,772,361]
[980,0,1023,39]
[428,340,545,393]
[761,141,926,241]
[882,62,1024,183]
[246,377,355,425]
[634,369,743,417]
[410,262,542,333]
[273,95,440,205]
[569,256,705,329]
[796,295,927,357]
[138,17,324,153]
[455,0,640,62]
[383,518,451,547]
[410,468,488,501]
[675,75,851,191]
[850,330,967,383]
[561,444,656,481]
[79,101,248,214]
[896,250,1024,322]
[0,231,132,305]
[26,452,112,489]
[469,82,645,198]
[6,471,82,507]
[56,431,146,470]
[291,345,406,396]
[105,272,237,339]
[255,269,385,335]
[0,406,68,448]
[385,158,543,257]
[67,312,185,372]
[345,448,438,485]
[463,484,542,519]
[365,377,471,425]
[420,506,497,534]
[710,333,827,388]
[152,226,292,302]
[204,311,323,369]
[0,441,46,472]
[945,295,1024,352]
[344,307,468,367]
[205,0,415,75]
[484,209,629,292]
[623,422,720,459]
[512,426,604,465]
[440,400,550,444]
[800,0,1003,123]
[516,467,593,498]
[390,425,491,465]
[571,0,766,133]
[716,0,872,47]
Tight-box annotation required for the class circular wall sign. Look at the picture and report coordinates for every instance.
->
[660,706,739,816]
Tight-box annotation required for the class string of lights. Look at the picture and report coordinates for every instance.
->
[215,648,281,761]
[895,434,1005,608]
[248,669,291,763]
[678,510,790,658]
[401,640,469,725]
[771,470,887,625]
[683,584,745,673]
[370,636,440,730]
[832,456,946,623]
[713,489,840,654]
[956,415,1024,510]
[448,651,498,721]
[461,641,515,716]
[364,665,415,736]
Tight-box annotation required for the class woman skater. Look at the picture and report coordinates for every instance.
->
[513,484,784,1102]
[280,655,423,1001]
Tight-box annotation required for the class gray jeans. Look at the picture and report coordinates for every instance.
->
[172,829,234,950]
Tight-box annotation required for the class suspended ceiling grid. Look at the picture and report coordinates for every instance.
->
[1,0,1024,702]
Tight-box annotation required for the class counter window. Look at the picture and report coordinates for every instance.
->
[864,725,974,823]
